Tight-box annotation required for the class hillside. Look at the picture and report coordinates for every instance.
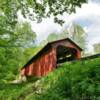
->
[0,57,100,100]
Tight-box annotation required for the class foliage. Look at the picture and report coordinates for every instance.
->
[0,21,37,82]
[93,43,100,53]
[47,33,59,42]
[47,31,69,42]
[0,21,36,47]
[0,57,100,100]
[0,0,87,26]
[70,23,86,50]
[14,22,36,47]
[0,47,23,82]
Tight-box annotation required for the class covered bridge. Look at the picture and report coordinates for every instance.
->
[21,38,82,77]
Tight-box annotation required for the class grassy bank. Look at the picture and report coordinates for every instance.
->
[0,57,100,100]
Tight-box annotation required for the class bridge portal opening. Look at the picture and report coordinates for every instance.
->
[56,45,77,64]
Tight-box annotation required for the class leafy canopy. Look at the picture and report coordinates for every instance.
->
[0,22,36,47]
[0,0,87,26]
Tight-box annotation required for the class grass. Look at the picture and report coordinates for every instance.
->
[0,57,100,100]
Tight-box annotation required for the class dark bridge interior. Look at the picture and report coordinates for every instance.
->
[56,45,77,64]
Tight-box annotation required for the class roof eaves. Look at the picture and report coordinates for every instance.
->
[22,43,52,68]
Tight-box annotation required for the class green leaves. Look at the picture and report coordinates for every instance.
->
[93,43,100,53]
[0,0,87,27]
[54,17,65,26]
[0,21,36,47]
[14,22,36,46]
[0,21,37,83]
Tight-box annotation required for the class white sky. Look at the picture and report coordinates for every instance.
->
[18,0,100,53]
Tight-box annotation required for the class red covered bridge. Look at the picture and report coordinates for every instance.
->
[21,38,82,77]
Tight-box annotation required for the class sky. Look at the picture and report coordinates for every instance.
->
[18,0,100,53]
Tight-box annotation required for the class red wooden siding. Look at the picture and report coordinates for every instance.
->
[21,48,56,77]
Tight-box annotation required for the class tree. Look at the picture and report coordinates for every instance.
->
[0,46,24,82]
[68,23,86,50]
[47,31,69,42]
[0,21,36,47]
[14,22,36,47]
[93,43,100,53]
[0,22,36,82]
[0,0,87,28]
[47,33,59,42]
